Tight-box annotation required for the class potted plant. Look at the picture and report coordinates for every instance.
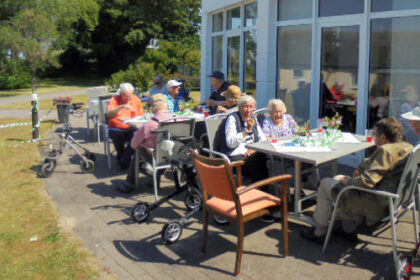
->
[53,96,72,123]
[294,120,311,146]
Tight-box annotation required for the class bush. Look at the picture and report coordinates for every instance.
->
[107,62,155,91]
[0,60,32,89]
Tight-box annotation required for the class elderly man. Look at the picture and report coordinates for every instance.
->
[149,74,166,95]
[301,117,412,244]
[118,94,173,193]
[205,70,229,115]
[107,83,144,170]
[165,79,184,112]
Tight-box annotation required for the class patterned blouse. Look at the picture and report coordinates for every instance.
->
[262,114,297,138]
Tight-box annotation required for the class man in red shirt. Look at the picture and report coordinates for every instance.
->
[329,81,345,101]
[107,83,144,170]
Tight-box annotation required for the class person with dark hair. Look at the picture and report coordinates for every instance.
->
[301,117,413,244]
[205,70,229,115]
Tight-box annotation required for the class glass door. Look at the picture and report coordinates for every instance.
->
[319,25,360,133]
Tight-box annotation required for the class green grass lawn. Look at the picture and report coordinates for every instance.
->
[0,94,90,110]
[0,76,106,98]
[0,119,113,280]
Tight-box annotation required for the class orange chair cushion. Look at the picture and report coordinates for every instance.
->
[206,187,281,219]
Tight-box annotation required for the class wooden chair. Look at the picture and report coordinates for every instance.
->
[191,150,291,275]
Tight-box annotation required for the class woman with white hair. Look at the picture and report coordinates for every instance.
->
[262,99,297,139]
[118,94,173,193]
[222,95,268,183]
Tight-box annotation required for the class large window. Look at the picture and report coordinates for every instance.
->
[277,25,312,123]
[245,2,258,27]
[210,3,257,93]
[244,31,257,95]
[369,16,420,144]
[278,0,312,21]
[319,0,364,17]
[227,36,240,86]
[372,0,420,12]
[227,7,241,30]
[212,12,223,32]
[212,35,223,72]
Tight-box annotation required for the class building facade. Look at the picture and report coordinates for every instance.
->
[201,0,420,146]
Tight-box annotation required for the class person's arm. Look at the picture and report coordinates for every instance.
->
[206,99,227,107]
[225,115,248,149]
[350,147,391,188]
[108,102,133,119]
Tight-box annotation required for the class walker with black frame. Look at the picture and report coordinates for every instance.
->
[130,129,203,244]
[40,103,96,177]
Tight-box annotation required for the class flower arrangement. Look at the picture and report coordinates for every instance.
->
[53,96,72,106]
[321,112,343,129]
[295,120,311,137]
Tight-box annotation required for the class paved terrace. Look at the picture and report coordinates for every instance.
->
[27,112,420,279]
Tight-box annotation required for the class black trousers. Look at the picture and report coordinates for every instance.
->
[230,152,268,183]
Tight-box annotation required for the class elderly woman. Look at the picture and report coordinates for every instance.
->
[222,95,268,183]
[262,99,297,139]
[118,94,173,193]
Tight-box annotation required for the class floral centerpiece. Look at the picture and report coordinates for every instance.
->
[53,96,72,106]
[295,120,311,137]
[321,112,342,129]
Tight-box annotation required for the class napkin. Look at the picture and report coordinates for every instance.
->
[271,143,331,153]
[335,133,361,143]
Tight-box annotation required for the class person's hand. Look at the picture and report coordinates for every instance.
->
[245,149,256,157]
[121,104,133,110]
[353,169,361,177]
[339,176,351,186]
[246,118,256,130]
[217,106,227,113]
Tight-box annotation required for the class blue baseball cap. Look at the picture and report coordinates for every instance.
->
[208,70,225,80]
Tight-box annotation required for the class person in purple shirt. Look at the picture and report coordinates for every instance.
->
[262,99,297,139]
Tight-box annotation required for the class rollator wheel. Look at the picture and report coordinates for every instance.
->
[131,202,150,223]
[41,159,56,178]
[161,220,183,244]
[80,159,95,173]
[213,214,229,225]
[184,189,202,211]
[85,151,96,162]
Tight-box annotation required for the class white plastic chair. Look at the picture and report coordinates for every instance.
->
[86,86,108,142]
[322,147,420,280]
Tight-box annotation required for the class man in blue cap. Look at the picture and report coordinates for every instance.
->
[205,70,229,115]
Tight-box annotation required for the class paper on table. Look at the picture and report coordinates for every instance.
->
[335,132,361,143]
[271,143,332,153]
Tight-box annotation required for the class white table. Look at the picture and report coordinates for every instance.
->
[246,134,375,225]
[124,112,205,128]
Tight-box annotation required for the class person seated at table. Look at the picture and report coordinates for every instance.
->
[301,117,413,244]
[216,85,244,114]
[401,105,420,146]
[149,74,166,95]
[205,70,229,115]
[107,83,144,170]
[165,79,184,112]
[221,95,268,183]
[262,98,297,139]
[330,81,345,102]
[117,94,173,193]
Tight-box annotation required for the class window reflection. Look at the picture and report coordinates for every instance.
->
[277,25,312,124]
[228,36,240,86]
[320,25,359,132]
[212,12,223,32]
[278,0,312,21]
[372,0,420,12]
[212,36,223,72]
[245,2,257,27]
[244,31,257,96]
[319,0,364,17]
[227,7,241,30]
[369,17,420,145]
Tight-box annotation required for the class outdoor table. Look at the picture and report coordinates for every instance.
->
[124,111,205,128]
[246,133,375,225]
